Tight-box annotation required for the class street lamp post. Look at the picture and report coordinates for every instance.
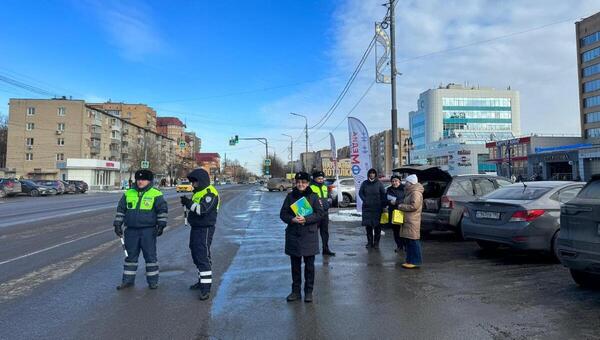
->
[290,112,308,171]
[282,133,294,177]
[404,137,413,165]
[236,137,269,176]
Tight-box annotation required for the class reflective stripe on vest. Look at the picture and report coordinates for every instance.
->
[125,187,163,211]
[192,185,220,211]
[310,184,328,199]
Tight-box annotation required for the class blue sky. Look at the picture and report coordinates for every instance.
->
[1,0,599,173]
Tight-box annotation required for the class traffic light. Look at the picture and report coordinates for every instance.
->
[235,135,239,143]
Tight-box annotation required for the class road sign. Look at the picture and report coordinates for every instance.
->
[265,168,270,176]
[179,141,186,149]
[141,161,149,169]
[264,159,271,166]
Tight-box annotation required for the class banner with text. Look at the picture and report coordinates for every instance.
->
[347,117,372,210]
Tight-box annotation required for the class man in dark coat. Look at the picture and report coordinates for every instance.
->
[359,168,386,249]
[280,172,325,303]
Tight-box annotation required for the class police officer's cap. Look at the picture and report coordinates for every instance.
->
[135,169,154,181]
[312,171,325,179]
[295,172,311,181]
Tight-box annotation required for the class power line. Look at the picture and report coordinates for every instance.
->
[0,74,58,97]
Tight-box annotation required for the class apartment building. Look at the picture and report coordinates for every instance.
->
[6,98,178,188]
[369,128,411,176]
[88,102,158,133]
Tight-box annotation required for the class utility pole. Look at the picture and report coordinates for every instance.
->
[290,112,308,171]
[282,134,294,176]
[389,0,399,169]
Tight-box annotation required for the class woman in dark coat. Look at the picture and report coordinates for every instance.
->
[359,168,386,249]
[386,175,405,253]
[280,172,325,303]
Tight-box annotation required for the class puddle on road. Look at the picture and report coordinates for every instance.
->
[160,269,186,277]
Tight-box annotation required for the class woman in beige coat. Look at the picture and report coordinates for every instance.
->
[397,174,424,269]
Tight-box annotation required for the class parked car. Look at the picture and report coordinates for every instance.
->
[330,178,356,208]
[393,165,512,236]
[60,180,77,194]
[67,180,88,193]
[267,178,293,192]
[19,179,57,196]
[558,175,600,288]
[462,181,584,258]
[0,178,23,198]
[34,180,65,195]
[176,179,194,193]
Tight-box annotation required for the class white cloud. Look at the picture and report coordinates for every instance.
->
[261,0,599,156]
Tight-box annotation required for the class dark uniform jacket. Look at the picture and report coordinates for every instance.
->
[186,169,219,228]
[386,185,405,215]
[114,184,168,229]
[359,173,386,227]
[280,187,325,257]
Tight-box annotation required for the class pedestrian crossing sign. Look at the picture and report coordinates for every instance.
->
[141,161,150,169]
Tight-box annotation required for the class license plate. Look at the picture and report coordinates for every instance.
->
[476,211,501,220]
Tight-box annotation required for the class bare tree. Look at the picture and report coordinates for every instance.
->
[262,153,287,178]
[126,136,166,178]
[0,113,7,169]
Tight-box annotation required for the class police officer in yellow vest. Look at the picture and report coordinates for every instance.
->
[180,168,219,300]
[310,171,336,256]
[113,169,168,290]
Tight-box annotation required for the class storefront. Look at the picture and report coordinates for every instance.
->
[528,151,581,181]
[57,158,121,189]
[412,141,493,176]
[579,147,600,181]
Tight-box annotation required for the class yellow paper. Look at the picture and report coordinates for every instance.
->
[392,210,404,225]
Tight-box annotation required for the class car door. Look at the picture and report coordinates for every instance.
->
[561,179,600,250]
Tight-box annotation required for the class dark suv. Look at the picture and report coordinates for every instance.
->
[558,174,600,288]
[394,165,512,237]
[0,178,22,198]
[67,180,88,193]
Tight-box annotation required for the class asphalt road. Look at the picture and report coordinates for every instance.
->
[1,186,600,339]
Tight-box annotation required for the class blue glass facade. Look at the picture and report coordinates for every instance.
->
[584,78,600,93]
[581,31,600,47]
[410,112,425,150]
[587,128,600,138]
[583,62,600,77]
[584,95,600,108]
[586,111,600,123]
[441,97,512,141]
[582,46,600,63]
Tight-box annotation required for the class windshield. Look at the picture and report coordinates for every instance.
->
[483,186,552,200]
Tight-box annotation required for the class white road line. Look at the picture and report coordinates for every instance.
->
[0,228,113,266]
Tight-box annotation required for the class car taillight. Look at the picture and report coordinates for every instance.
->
[441,196,453,209]
[509,210,545,222]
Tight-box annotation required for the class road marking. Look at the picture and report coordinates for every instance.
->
[0,241,115,303]
[0,228,113,266]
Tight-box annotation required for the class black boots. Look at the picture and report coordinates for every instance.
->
[116,282,134,290]
[148,283,158,290]
[198,291,210,300]
[304,292,313,303]
[373,233,381,249]
[322,248,336,256]
[190,281,202,290]
[365,233,374,248]
[286,291,301,302]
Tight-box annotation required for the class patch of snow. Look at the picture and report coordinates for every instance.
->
[329,209,362,222]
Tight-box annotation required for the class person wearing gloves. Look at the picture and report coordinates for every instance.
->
[310,170,336,256]
[113,169,168,290]
[386,174,405,253]
[180,168,219,301]
[397,174,424,269]
[359,168,386,249]
[280,172,325,303]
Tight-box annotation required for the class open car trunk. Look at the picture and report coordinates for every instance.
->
[393,165,453,213]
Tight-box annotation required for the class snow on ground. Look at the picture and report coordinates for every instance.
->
[329,209,362,222]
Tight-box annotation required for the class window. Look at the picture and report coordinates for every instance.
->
[56,153,65,161]
[577,179,600,199]
[586,128,600,138]
[583,79,600,93]
[57,123,65,131]
[474,178,496,196]
[584,95,600,108]
[581,31,600,47]
[57,138,65,146]
[27,107,35,115]
[585,111,600,124]
[484,186,552,200]
[26,138,34,146]
[496,179,512,187]
[447,179,474,196]
[583,63,600,77]
[57,107,66,116]
[111,130,120,139]
[25,153,33,161]
[26,122,35,131]
[556,186,583,204]
[582,46,600,63]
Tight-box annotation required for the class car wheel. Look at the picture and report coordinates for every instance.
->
[454,219,466,241]
[268,189,273,192]
[338,193,351,208]
[476,240,500,250]
[570,269,600,289]
[280,186,285,192]
[0,189,6,198]
[551,230,560,261]
[30,189,39,197]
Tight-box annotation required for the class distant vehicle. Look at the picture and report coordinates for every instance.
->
[267,178,293,192]
[35,180,65,195]
[19,179,57,196]
[558,175,600,288]
[67,180,88,193]
[176,179,193,193]
[393,165,512,236]
[0,178,23,198]
[463,181,583,258]
[220,181,227,185]
[330,178,356,208]
[60,180,77,194]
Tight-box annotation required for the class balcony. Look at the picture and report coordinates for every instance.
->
[110,148,120,158]
[91,144,101,154]
[91,132,102,140]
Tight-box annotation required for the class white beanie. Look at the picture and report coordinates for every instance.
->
[405,174,418,185]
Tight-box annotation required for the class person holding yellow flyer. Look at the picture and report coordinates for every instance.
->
[386,175,405,253]
[397,174,424,269]
[280,172,325,303]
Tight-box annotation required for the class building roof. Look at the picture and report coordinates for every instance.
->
[157,117,185,127]
[195,153,221,163]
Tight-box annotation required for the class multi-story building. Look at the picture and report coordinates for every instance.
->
[185,131,201,154]
[6,98,177,188]
[369,128,411,176]
[409,83,520,150]
[88,102,158,133]
[576,12,600,140]
[195,153,221,180]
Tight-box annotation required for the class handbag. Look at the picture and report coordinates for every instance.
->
[380,211,389,224]
[392,209,404,225]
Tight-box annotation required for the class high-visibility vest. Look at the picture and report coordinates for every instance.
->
[192,185,220,211]
[310,184,328,199]
[125,187,163,211]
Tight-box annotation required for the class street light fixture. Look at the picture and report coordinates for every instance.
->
[289,112,308,171]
